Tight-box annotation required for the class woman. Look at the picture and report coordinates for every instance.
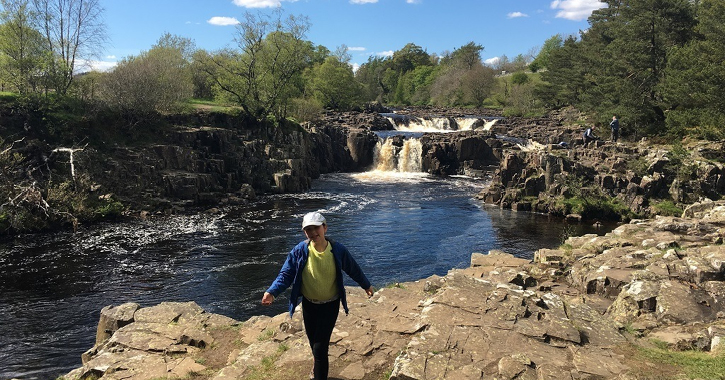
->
[261,211,374,380]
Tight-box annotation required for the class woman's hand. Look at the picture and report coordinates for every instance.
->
[261,292,275,305]
[365,286,374,298]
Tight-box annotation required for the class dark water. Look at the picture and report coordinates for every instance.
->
[0,173,609,379]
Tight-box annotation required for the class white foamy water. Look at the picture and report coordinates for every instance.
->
[372,138,423,173]
[351,170,432,183]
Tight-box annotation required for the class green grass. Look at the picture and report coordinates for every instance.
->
[635,345,725,379]
[185,98,240,114]
[651,200,683,217]
[257,328,274,342]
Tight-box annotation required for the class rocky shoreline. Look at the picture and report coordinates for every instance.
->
[7,106,723,228]
[63,200,725,380]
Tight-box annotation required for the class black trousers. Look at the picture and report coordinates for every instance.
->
[302,297,340,380]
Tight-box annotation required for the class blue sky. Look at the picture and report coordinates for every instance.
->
[93,0,607,71]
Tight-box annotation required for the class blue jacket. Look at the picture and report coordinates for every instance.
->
[266,239,372,317]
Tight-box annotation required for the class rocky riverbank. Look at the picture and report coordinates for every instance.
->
[63,200,725,380]
[6,106,722,231]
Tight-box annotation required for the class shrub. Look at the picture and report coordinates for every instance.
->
[651,200,683,217]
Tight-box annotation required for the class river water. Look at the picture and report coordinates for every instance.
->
[0,172,609,379]
[0,124,611,379]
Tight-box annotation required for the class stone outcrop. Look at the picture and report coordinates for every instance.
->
[476,132,725,220]
[419,131,500,177]
[66,201,725,380]
[71,116,380,212]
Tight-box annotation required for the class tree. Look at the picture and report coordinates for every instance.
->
[660,0,725,139]
[582,0,696,134]
[537,35,586,108]
[32,0,107,95]
[354,55,387,102]
[99,34,193,117]
[439,41,484,70]
[529,34,563,72]
[200,11,314,120]
[463,63,496,107]
[391,43,431,73]
[0,0,48,94]
[309,56,359,110]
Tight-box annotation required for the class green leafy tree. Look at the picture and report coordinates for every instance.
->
[0,0,48,94]
[310,56,360,110]
[446,41,483,69]
[354,55,387,102]
[391,43,431,73]
[200,11,314,120]
[660,0,725,139]
[430,42,490,107]
[100,34,194,117]
[582,0,696,134]
[537,36,586,108]
[529,34,563,72]
[538,0,697,137]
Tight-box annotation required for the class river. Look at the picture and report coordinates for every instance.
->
[1,122,612,379]
[0,171,609,380]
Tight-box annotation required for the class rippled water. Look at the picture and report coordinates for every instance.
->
[0,173,610,379]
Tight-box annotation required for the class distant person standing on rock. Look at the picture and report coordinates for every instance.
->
[262,211,374,380]
[609,116,620,142]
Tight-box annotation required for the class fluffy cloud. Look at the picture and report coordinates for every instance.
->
[507,11,529,18]
[208,16,240,26]
[550,0,607,21]
[232,0,298,8]
[406,0,421,4]
[350,0,378,4]
[484,57,500,66]
[76,59,117,73]
[347,47,366,52]
[377,50,394,57]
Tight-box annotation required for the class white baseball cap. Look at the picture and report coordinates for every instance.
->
[302,212,326,229]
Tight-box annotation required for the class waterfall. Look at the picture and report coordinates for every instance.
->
[383,115,454,132]
[373,138,423,172]
[455,118,479,131]
[382,113,499,133]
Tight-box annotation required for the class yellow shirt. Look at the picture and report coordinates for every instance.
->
[300,241,338,301]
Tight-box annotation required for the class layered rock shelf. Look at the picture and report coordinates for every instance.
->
[65,200,725,380]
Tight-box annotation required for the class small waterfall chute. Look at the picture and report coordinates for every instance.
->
[373,138,423,172]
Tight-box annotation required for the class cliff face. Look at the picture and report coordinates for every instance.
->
[72,115,380,212]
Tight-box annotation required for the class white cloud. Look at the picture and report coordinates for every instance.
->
[232,0,298,8]
[208,16,240,26]
[76,59,117,73]
[550,0,607,21]
[406,0,421,4]
[348,47,366,52]
[350,0,378,4]
[351,63,360,72]
[377,50,394,57]
[508,12,529,18]
[484,57,500,66]
[105,55,116,59]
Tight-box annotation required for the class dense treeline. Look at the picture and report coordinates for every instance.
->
[0,1,535,126]
[537,0,725,140]
[2,0,724,139]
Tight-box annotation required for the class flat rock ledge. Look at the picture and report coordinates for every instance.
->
[66,201,725,380]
